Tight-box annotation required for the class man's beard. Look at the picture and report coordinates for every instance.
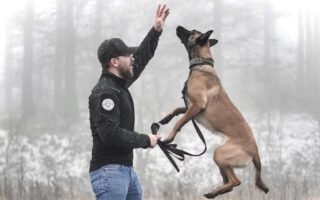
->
[119,66,134,79]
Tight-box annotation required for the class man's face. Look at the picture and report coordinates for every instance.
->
[117,54,135,78]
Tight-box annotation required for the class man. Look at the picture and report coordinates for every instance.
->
[88,4,170,200]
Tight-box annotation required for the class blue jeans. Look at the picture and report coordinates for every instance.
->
[90,164,143,200]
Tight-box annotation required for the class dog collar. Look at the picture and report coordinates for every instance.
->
[189,57,214,70]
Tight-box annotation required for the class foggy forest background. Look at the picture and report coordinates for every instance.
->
[0,0,320,199]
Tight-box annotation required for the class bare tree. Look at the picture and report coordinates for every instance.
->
[54,0,64,118]
[63,0,79,123]
[4,21,14,122]
[262,1,275,111]
[21,0,35,119]
[213,0,224,78]
[297,9,306,110]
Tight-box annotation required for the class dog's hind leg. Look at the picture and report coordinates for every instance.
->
[219,167,229,184]
[159,107,187,124]
[204,167,240,199]
[204,143,251,199]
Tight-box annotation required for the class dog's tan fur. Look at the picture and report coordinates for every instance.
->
[160,26,269,199]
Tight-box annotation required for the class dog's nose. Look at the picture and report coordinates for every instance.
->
[176,26,190,38]
[176,26,184,33]
[177,25,183,30]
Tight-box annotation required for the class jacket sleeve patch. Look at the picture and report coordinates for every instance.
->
[99,93,119,115]
[102,98,115,111]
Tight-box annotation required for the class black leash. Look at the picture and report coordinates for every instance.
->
[151,120,207,172]
[151,80,207,172]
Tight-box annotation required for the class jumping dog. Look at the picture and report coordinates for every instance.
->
[160,26,269,199]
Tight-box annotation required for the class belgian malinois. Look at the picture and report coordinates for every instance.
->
[160,26,269,199]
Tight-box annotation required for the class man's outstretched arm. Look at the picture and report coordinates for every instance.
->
[126,4,170,87]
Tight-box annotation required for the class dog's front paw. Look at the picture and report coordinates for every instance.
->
[204,192,218,199]
[159,114,173,125]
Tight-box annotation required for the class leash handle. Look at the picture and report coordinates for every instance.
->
[151,123,160,135]
[150,122,181,172]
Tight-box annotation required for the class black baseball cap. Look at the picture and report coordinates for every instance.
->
[97,38,138,64]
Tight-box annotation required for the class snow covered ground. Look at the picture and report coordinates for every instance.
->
[0,111,319,199]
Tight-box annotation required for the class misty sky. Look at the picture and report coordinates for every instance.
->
[1,0,319,73]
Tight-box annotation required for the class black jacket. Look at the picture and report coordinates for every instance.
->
[89,27,162,172]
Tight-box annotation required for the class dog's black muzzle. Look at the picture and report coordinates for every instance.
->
[176,26,191,43]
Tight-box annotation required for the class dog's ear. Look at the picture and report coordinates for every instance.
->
[197,30,213,46]
[209,39,218,47]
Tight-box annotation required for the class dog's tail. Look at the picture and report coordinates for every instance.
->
[252,153,269,193]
